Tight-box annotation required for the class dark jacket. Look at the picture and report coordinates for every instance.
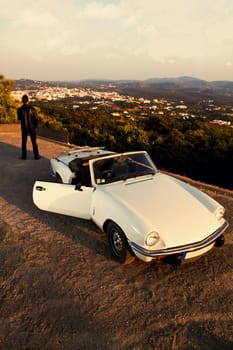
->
[17,104,38,131]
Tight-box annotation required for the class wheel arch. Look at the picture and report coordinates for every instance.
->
[103,219,135,259]
[103,218,116,234]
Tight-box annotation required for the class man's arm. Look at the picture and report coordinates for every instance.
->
[30,107,38,128]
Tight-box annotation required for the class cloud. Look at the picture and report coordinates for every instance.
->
[1,0,233,80]
[76,1,124,19]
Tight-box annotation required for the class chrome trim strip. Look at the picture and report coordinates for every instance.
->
[130,221,229,258]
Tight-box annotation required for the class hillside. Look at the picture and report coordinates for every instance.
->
[14,76,233,104]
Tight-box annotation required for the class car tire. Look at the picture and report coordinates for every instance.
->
[107,222,135,264]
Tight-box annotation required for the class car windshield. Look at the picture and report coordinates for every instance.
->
[93,152,156,185]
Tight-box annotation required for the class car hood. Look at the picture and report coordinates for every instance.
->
[104,172,223,247]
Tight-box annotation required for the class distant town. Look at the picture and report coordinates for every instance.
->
[12,78,233,127]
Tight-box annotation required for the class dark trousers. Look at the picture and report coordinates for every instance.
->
[21,129,39,159]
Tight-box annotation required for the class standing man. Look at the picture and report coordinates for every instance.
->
[17,94,40,160]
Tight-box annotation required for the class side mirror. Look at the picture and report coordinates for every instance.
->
[75,183,83,191]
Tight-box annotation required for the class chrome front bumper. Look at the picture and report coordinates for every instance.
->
[130,220,229,258]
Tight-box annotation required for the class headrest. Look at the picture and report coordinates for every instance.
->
[69,158,83,172]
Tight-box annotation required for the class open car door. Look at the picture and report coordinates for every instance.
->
[33,181,93,220]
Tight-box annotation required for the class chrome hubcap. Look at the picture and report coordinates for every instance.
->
[112,230,123,253]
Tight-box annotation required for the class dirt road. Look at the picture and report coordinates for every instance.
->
[0,125,233,350]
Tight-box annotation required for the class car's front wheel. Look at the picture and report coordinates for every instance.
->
[107,222,135,264]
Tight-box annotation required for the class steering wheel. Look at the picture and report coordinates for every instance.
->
[101,169,113,179]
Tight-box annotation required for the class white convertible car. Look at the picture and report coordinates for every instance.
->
[33,146,228,266]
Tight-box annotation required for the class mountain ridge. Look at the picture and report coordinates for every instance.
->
[14,76,233,104]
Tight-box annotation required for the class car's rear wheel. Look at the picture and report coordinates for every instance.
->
[107,222,135,264]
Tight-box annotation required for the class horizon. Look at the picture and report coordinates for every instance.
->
[12,75,233,84]
[1,1,233,82]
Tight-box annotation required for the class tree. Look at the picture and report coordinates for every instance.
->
[0,74,18,123]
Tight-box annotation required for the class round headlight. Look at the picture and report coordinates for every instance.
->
[145,231,160,247]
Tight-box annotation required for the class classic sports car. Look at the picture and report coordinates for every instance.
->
[33,146,228,266]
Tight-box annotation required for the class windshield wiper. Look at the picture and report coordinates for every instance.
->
[128,171,155,179]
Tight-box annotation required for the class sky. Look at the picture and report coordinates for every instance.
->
[1,0,233,82]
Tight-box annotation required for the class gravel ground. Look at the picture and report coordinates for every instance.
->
[0,125,233,350]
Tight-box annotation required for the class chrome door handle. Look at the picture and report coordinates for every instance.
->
[36,186,46,191]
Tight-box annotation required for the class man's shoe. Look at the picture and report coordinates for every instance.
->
[21,156,27,160]
[35,155,41,160]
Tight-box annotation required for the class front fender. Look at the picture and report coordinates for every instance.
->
[91,187,150,246]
